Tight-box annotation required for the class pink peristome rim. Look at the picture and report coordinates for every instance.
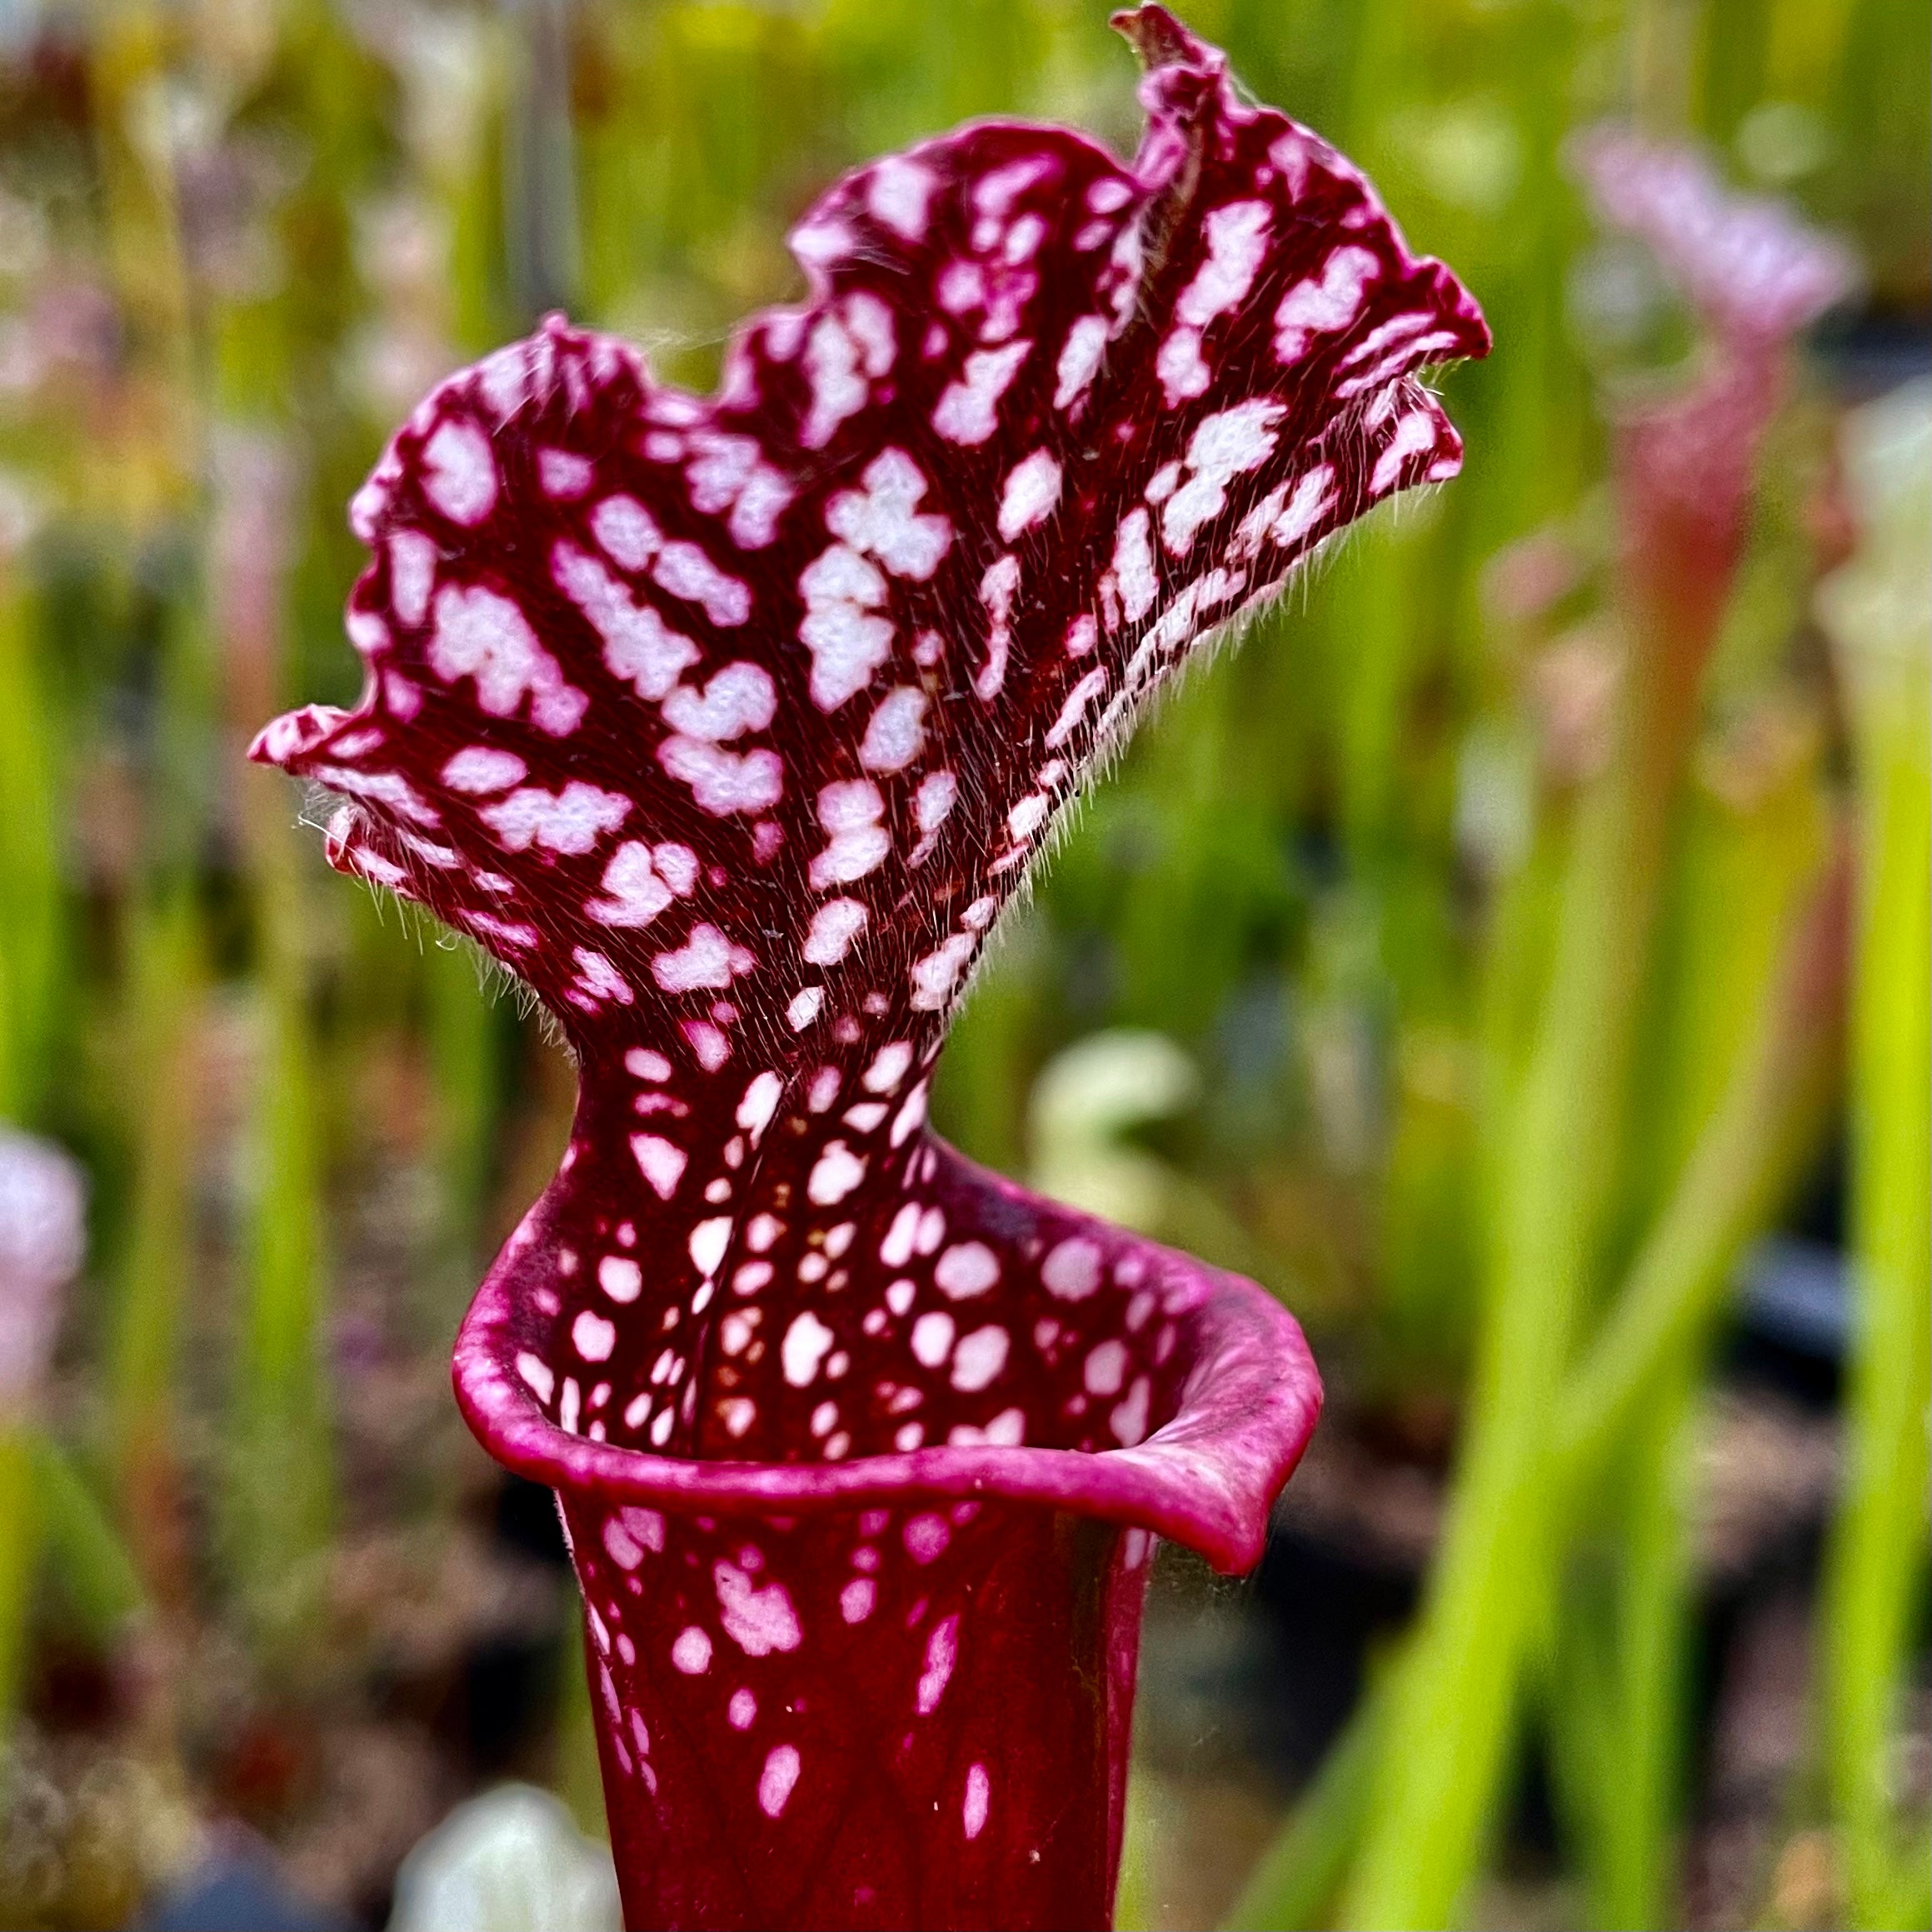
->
[454,1178,1320,1578]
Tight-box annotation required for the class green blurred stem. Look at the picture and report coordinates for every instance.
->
[558,1618,610,1842]
[0,565,64,1126]
[1346,636,1698,1928]
[1232,846,1840,1930]
[228,840,333,1640]
[1224,1664,1394,1932]
[0,1424,37,1737]
[32,1437,147,1640]
[1552,849,1848,1488]
[1541,847,1842,1932]
[1546,1361,1694,1932]
[110,891,202,1590]
[1824,681,1931,1928]
[0,1425,148,1747]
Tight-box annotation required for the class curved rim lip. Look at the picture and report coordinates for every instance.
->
[453,1251,1321,1575]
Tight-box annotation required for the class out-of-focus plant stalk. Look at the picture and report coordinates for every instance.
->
[1340,118,1855,1917]
[1817,382,1931,1932]
[1231,831,1847,1929]
[1550,1368,1691,1931]
[1547,777,1844,1925]
[1553,845,1849,1480]
[87,0,197,491]
[1225,1661,1395,1931]
[231,854,332,1629]
[0,560,63,1129]
[1347,577,1708,1926]
[0,1425,34,1738]
[3,1431,147,1745]
[107,892,202,1600]
[213,435,333,1638]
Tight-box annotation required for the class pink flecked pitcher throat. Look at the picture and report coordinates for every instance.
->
[253,10,1486,1925]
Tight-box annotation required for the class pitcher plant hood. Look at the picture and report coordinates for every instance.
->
[253,10,1486,1925]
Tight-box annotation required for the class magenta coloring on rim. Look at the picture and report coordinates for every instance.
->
[252,10,1487,1926]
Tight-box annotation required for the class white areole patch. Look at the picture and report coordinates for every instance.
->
[1041,1236,1102,1300]
[572,1310,616,1362]
[1006,793,1050,841]
[916,1615,959,1715]
[599,1252,645,1300]
[1370,410,1440,494]
[651,922,756,993]
[826,449,951,580]
[862,1041,912,1092]
[798,542,893,713]
[806,1140,867,1206]
[910,1310,956,1369]
[880,1202,921,1267]
[581,491,751,627]
[538,447,592,498]
[858,686,928,772]
[1112,1375,1152,1446]
[1045,668,1107,748]
[976,553,1020,701]
[653,538,752,628]
[1158,198,1272,405]
[631,1135,687,1201]
[1162,399,1284,552]
[802,298,892,450]
[658,736,785,816]
[572,947,633,1006]
[429,583,587,734]
[1181,201,1273,327]
[997,450,1062,540]
[1273,466,1335,548]
[931,341,1031,445]
[1111,509,1157,622]
[808,779,890,888]
[781,1310,836,1386]
[1054,315,1110,409]
[592,494,660,570]
[1084,1337,1128,1396]
[724,1084,777,1164]
[442,746,526,794]
[587,840,696,927]
[910,931,974,1011]
[481,781,631,854]
[661,661,777,741]
[716,1562,803,1655]
[965,1763,991,1840]
[934,1242,1000,1300]
[682,429,794,550]
[552,542,700,700]
[689,1216,732,1276]
[421,417,497,526]
[803,898,868,966]
[867,155,937,239]
[909,771,958,866]
[758,1745,801,1819]
[801,313,865,450]
[1274,245,1380,361]
[950,1325,1009,1391]
[388,530,438,625]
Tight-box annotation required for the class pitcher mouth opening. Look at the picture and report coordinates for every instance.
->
[453,1205,1320,1575]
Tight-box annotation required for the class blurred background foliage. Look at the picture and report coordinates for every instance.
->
[0,0,1924,1926]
